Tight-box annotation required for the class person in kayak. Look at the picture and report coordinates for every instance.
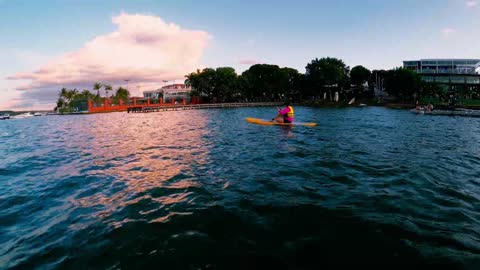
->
[273,102,294,123]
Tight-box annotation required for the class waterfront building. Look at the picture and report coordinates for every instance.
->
[143,84,192,103]
[403,59,480,93]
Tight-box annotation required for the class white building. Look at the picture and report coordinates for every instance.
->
[143,84,192,102]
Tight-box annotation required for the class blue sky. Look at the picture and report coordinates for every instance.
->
[1,0,479,110]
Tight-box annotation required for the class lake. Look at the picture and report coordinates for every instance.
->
[1,106,480,269]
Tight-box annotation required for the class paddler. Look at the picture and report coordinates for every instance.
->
[272,102,294,123]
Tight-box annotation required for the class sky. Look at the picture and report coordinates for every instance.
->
[0,0,479,110]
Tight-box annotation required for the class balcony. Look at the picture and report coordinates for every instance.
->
[418,69,477,75]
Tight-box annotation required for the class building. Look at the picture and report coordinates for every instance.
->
[403,59,480,74]
[143,84,192,103]
[403,59,480,93]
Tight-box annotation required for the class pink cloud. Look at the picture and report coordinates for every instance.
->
[7,13,210,91]
[239,59,260,65]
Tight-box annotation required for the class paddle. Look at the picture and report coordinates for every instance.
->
[272,107,282,121]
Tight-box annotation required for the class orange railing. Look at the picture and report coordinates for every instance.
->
[88,97,196,113]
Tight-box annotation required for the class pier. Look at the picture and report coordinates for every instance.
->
[126,102,283,113]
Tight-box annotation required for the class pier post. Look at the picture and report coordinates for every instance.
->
[88,99,93,112]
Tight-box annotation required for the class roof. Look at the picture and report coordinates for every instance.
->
[419,59,480,61]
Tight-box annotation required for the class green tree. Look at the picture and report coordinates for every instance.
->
[384,68,422,101]
[214,67,238,102]
[350,65,371,87]
[60,87,68,100]
[113,87,130,104]
[68,88,78,103]
[80,89,90,97]
[185,68,218,101]
[55,97,65,112]
[59,88,79,104]
[104,84,112,98]
[420,82,442,99]
[279,67,302,100]
[93,82,102,97]
[240,64,283,101]
[305,57,350,99]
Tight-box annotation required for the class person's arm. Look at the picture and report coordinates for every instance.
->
[272,111,281,120]
[272,107,289,120]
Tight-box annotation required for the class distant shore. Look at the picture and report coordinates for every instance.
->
[298,100,480,110]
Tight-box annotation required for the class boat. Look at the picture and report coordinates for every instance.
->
[410,108,480,118]
[33,112,42,116]
[12,112,34,119]
[246,117,317,126]
[0,113,10,120]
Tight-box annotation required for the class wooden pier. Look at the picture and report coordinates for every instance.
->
[127,102,283,113]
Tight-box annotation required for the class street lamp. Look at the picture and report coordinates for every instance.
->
[124,79,130,92]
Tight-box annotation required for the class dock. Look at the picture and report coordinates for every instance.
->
[127,102,283,113]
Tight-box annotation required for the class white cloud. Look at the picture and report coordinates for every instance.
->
[466,0,478,7]
[441,27,456,36]
[7,13,211,91]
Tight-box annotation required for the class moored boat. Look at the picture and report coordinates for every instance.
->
[410,108,480,118]
[12,112,34,119]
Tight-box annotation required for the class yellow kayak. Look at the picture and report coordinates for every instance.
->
[245,117,317,127]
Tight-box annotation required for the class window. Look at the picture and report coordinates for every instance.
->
[438,60,452,65]
[454,61,468,65]
[404,61,418,66]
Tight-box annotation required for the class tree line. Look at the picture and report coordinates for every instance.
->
[55,83,130,112]
[185,57,466,103]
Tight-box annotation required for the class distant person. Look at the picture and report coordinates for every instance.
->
[426,103,434,112]
[273,102,294,123]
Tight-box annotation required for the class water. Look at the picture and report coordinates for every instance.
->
[1,107,480,269]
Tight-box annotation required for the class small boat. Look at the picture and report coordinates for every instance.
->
[410,109,480,118]
[33,112,42,116]
[12,112,34,119]
[0,113,10,120]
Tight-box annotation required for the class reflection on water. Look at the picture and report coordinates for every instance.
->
[0,107,480,269]
[72,111,212,228]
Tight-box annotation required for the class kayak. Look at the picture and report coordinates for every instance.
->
[245,117,317,126]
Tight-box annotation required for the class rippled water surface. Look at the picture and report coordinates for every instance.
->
[1,107,480,269]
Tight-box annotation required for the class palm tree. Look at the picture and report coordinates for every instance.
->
[60,87,68,100]
[104,84,113,98]
[93,82,102,96]
[56,98,65,111]
[81,89,91,98]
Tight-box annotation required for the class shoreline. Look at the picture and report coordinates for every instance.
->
[3,101,480,116]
